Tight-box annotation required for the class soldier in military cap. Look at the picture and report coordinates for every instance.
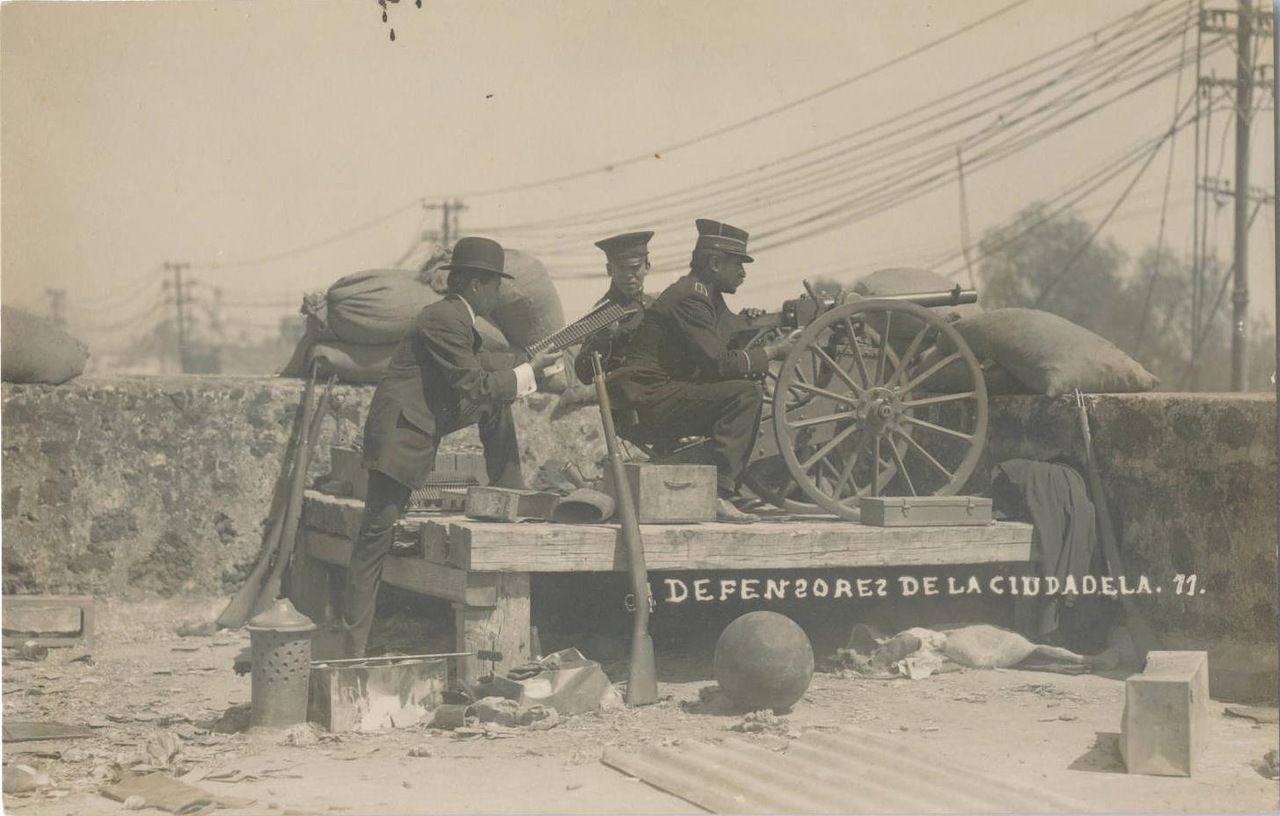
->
[610,219,793,523]
[574,230,656,385]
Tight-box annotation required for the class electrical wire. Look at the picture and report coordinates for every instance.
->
[533,12,1208,279]
[1133,0,1196,355]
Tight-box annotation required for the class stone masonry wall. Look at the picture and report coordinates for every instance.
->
[2,379,1274,694]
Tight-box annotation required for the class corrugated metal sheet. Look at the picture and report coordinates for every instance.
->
[601,726,1088,814]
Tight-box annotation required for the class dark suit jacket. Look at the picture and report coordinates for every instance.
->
[362,296,526,478]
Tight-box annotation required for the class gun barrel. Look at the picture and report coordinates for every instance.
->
[865,286,978,307]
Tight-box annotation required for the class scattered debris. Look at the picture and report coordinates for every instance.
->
[122,794,146,810]
[2,720,96,742]
[137,731,183,772]
[729,709,790,734]
[101,771,255,814]
[176,621,218,637]
[1257,749,1279,780]
[3,762,52,794]
[407,745,433,758]
[1226,705,1280,725]
[278,723,320,747]
[11,641,49,662]
[472,697,522,727]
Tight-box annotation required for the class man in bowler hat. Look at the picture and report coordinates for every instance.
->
[342,236,560,657]
[610,219,793,524]
[574,230,657,385]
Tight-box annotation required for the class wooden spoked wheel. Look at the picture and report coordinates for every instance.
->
[772,299,988,520]
[739,328,826,514]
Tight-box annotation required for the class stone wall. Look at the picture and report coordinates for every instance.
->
[975,393,1277,700]
[2,378,1275,694]
[0,377,604,598]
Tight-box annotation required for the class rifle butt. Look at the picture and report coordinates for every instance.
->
[626,633,659,706]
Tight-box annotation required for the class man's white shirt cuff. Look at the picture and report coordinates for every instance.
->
[513,363,537,397]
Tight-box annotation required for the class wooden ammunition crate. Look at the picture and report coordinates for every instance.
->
[860,495,993,527]
[603,463,717,524]
[308,657,447,732]
[465,487,559,522]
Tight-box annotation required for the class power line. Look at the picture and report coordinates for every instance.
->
[445,0,1041,200]
[181,0,1039,272]
[479,0,1190,241]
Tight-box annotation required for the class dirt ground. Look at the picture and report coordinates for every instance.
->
[3,597,1277,815]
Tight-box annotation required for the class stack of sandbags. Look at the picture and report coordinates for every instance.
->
[1,305,90,385]
[280,248,565,386]
[933,307,1158,396]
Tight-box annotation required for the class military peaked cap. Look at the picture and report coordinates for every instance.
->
[694,219,754,262]
[594,231,654,263]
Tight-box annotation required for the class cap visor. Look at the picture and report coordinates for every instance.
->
[725,251,755,263]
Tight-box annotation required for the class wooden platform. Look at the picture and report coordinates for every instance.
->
[298,490,1033,680]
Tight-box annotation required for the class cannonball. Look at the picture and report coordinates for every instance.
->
[713,611,814,712]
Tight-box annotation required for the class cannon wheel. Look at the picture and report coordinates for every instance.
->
[772,299,987,520]
[739,327,828,514]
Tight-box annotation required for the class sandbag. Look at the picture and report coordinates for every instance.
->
[1,305,90,385]
[323,269,442,345]
[420,248,564,348]
[295,319,511,385]
[945,308,1158,397]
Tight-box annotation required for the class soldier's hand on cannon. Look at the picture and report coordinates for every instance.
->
[739,307,767,320]
[763,329,801,361]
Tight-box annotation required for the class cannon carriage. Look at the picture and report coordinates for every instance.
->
[625,282,989,521]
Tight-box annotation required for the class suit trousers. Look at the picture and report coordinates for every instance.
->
[637,379,763,496]
[341,402,523,658]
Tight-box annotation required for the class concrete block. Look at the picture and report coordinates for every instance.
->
[2,595,95,647]
[1121,650,1210,776]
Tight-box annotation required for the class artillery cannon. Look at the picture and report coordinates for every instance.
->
[731,283,988,520]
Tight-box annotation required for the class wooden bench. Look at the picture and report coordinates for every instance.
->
[297,490,1034,681]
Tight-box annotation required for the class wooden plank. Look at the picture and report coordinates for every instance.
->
[304,531,496,606]
[1,595,94,647]
[453,572,531,684]
[438,519,1033,572]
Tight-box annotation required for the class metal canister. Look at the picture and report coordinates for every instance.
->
[245,598,316,728]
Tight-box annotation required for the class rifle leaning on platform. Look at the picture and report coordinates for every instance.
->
[591,351,659,706]
[216,364,319,629]
[256,374,336,616]
[1074,389,1161,665]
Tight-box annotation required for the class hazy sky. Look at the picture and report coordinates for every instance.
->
[2,0,1275,354]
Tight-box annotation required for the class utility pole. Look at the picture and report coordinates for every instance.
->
[1195,0,1272,390]
[164,261,191,373]
[1229,0,1252,391]
[440,199,467,246]
[44,289,67,330]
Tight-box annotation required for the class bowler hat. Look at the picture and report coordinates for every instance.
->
[694,219,754,263]
[594,231,654,263]
[441,236,513,278]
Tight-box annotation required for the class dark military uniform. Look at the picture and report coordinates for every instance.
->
[573,285,655,385]
[611,274,768,496]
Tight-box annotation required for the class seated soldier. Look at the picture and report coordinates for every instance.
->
[574,230,656,385]
[610,219,792,524]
